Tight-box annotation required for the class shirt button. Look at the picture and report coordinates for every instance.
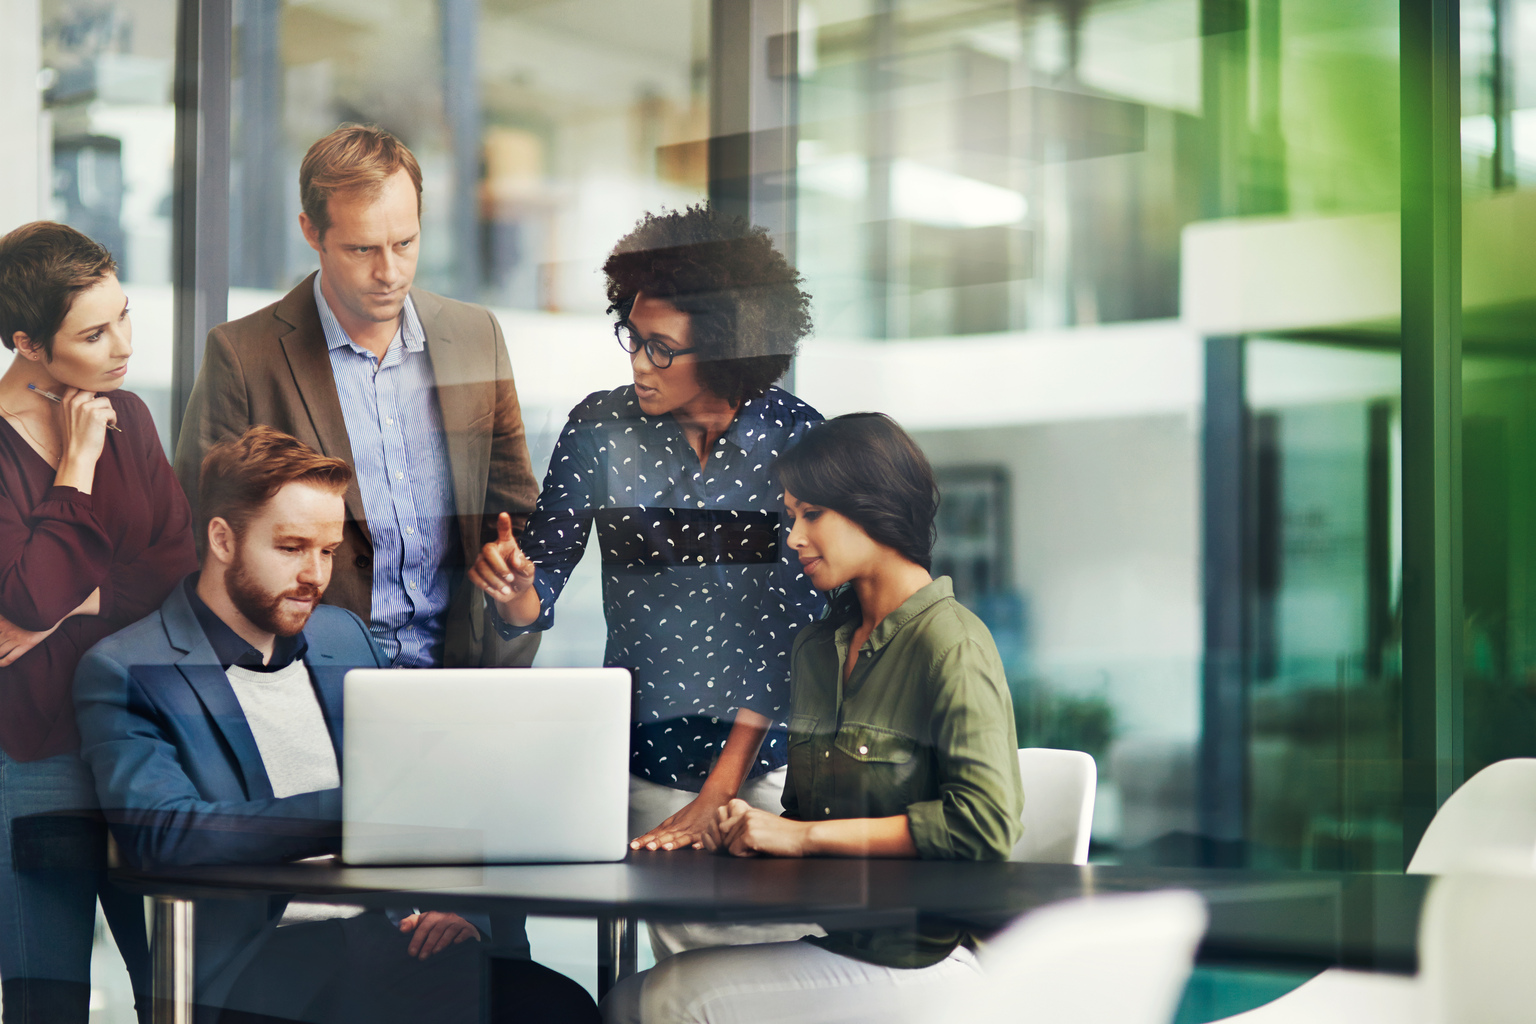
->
[858,745,869,755]
[407,581,417,590]
[697,500,705,508]
[823,807,831,815]
[395,471,404,480]
[386,417,394,426]
[823,751,829,758]
[405,526,414,535]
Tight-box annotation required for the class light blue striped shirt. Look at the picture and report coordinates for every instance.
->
[314,273,455,667]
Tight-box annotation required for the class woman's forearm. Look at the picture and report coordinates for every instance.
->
[498,585,543,627]
[699,707,771,798]
[72,588,101,618]
[803,815,917,858]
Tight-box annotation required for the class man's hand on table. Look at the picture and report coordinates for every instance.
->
[712,798,811,858]
[631,790,730,851]
[398,911,480,960]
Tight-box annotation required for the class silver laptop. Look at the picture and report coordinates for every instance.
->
[341,668,631,865]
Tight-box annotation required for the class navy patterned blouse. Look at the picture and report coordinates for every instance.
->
[499,385,825,791]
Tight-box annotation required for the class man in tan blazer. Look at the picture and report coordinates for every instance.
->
[174,124,539,670]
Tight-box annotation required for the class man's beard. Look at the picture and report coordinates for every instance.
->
[227,553,323,638]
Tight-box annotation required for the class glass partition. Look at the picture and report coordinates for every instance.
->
[1459,0,1536,794]
[39,0,180,446]
[790,0,1401,867]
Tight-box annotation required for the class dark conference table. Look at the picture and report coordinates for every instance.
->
[119,850,1431,1023]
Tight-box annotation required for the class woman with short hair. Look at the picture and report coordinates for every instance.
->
[470,204,826,957]
[602,412,1024,1023]
[0,221,197,1022]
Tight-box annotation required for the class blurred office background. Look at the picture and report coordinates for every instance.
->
[0,0,1530,1018]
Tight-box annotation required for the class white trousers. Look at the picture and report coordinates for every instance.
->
[601,939,982,1024]
[628,771,824,960]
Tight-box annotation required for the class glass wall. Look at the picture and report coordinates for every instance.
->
[37,0,180,444]
[787,0,1404,868]
[1460,0,1536,791]
[224,0,713,666]
[7,0,1523,1011]
[9,0,1422,869]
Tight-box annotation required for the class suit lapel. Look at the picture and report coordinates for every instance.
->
[161,588,275,801]
[275,275,372,544]
[306,652,346,764]
[414,289,492,560]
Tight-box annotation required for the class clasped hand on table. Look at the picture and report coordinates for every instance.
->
[397,911,480,960]
[628,793,811,857]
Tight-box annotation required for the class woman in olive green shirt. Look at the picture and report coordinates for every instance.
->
[601,413,1024,1024]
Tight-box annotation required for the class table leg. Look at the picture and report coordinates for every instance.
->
[597,915,638,1000]
[151,896,195,1024]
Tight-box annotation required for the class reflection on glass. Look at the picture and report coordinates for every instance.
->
[792,0,1400,867]
[1462,0,1536,832]
[40,0,178,445]
[226,0,712,667]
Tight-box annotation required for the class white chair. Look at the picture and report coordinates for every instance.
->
[925,890,1207,1024]
[1209,758,1536,1024]
[1419,871,1536,1024]
[1011,747,1096,865]
[1407,758,1536,874]
[1215,968,1418,1024]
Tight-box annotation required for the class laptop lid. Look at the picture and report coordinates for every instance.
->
[341,667,631,865]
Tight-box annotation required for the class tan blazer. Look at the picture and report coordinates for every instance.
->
[172,273,540,668]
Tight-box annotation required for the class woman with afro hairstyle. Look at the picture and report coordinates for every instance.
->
[470,205,827,957]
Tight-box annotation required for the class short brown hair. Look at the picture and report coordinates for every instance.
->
[300,124,423,239]
[198,426,353,550]
[0,221,118,359]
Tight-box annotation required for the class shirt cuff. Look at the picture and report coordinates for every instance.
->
[906,798,954,860]
[492,571,556,640]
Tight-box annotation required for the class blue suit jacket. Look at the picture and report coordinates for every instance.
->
[73,580,388,1000]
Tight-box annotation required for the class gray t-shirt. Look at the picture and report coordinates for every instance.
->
[225,660,362,924]
[224,660,340,797]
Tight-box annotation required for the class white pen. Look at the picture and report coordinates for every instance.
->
[27,383,124,432]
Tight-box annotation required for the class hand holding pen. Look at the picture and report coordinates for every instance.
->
[29,384,120,494]
[28,383,123,431]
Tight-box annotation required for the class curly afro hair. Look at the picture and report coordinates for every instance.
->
[603,204,813,406]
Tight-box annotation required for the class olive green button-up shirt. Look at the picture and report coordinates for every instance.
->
[784,577,1023,968]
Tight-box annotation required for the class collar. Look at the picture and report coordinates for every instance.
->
[669,387,778,456]
[183,574,310,672]
[834,576,954,655]
[313,271,425,356]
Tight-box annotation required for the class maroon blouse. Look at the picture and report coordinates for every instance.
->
[0,390,197,761]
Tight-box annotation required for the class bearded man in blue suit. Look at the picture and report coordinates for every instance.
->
[73,426,595,1024]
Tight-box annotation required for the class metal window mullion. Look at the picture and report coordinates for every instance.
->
[171,0,232,445]
[1399,0,1463,863]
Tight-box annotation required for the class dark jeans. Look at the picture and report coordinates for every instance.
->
[0,748,150,1024]
[218,913,597,1024]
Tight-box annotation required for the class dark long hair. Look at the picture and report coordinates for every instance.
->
[773,413,939,571]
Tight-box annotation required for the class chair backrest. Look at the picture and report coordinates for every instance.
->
[1011,747,1096,865]
[931,891,1207,1024]
[1407,758,1536,874]
[1420,872,1536,1024]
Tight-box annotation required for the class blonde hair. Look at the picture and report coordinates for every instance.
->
[299,124,423,238]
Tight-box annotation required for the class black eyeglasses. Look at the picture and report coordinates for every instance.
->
[614,322,698,369]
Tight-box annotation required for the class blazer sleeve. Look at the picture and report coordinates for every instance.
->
[73,647,341,870]
[172,324,251,525]
[480,309,539,542]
